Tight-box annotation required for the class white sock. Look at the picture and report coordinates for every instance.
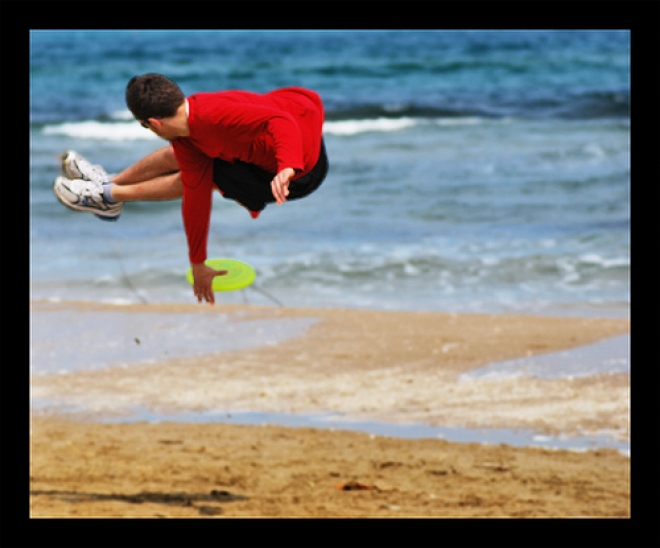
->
[102,183,118,203]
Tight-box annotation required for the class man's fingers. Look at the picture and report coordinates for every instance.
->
[191,263,227,305]
[194,286,214,305]
[271,180,284,204]
[193,270,226,304]
[271,170,292,205]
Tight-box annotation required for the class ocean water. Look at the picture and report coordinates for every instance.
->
[459,333,630,381]
[30,30,630,317]
[30,301,318,376]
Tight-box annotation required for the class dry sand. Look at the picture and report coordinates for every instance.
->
[30,300,630,518]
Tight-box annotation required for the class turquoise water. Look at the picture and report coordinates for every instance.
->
[30,30,630,317]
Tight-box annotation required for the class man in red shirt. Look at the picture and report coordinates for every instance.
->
[54,73,329,304]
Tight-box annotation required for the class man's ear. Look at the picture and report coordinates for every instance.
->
[147,118,162,130]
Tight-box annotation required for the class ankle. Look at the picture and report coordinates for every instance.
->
[102,183,119,203]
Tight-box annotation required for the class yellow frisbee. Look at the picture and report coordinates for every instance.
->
[186,258,256,292]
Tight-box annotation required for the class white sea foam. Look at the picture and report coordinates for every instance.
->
[579,254,629,268]
[43,121,159,141]
[323,116,487,136]
[43,116,423,141]
[433,116,485,126]
[43,115,489,141]
[324,117,419,136]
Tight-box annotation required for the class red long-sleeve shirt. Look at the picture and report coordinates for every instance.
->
[171,87,325,264]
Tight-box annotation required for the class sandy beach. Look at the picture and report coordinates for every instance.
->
[30,300,630,518]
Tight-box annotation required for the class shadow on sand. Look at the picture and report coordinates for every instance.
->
[30,488,248,516]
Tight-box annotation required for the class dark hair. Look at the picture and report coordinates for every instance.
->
[125,73,185,121]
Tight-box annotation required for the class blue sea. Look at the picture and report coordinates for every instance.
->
[30,30,630,317]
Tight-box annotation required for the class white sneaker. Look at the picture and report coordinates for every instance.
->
[61,150,110,183]
[53,176,123,221]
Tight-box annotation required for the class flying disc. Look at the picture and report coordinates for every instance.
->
[186,258,256,292]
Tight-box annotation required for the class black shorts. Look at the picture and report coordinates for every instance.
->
[212,140,329,214]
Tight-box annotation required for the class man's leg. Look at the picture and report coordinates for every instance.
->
[105,144,183,202]
[110,172,183,202]
[111,145,180,186]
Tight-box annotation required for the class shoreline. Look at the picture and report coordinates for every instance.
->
[31,299,630,441]
[30,299,630,517]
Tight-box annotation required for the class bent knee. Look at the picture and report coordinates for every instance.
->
[164,145,179,171]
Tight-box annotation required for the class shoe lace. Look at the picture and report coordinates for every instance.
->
[74,156,108,182]
[77,180,104,203]
[88,163,108,181]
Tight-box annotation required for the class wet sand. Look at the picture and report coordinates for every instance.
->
[30,301,630,517]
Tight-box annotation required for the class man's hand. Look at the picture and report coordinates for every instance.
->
[191,262,228,305]
[270,167,296,205]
